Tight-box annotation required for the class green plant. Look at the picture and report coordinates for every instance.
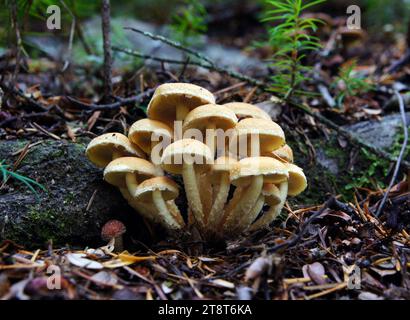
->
[170,0,208,46]
[262,0,326,99]
[333,60,374,106]
[0,160,46,199]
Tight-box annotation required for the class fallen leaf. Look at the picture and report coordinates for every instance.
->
[66,253,103,270]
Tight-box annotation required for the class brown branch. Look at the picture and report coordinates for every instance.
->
[10,0,22,83]
[375,91,409,217]
[66,87,156,111]
[101,0,112,99]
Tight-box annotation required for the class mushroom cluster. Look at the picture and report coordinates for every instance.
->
[86,83,307,240]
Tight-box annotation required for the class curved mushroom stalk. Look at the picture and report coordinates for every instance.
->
[238,194,265,233]
[249,181,288,231]
[119,188,158,222]
[125,173,139,197]
[198,172,213,224]
[166,200,185,227]
[182,162,204,227]
[208,172,230,228]
[223,175,263,232]
[176,103,190,122]
[152,190,182,230]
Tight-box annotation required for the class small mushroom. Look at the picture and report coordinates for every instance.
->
[207,156,237,229]
[128,119,173,164]
[183,104,238,156]
[147,83,215,126]
[101,220,126,252]
[250,163,307,230]
[103,157,163,197]
[232,118,285,158]
[223,157,288,234]
[223,102,271,121]
[161,139,213,228]
[134,176,184,231]
[86,132,145,167]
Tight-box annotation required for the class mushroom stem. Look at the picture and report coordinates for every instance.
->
[249,181,288,230]
[239,194,265,233]
[176,103,190,122]
[125,173,139,196]
[249,134,260,157]
[205,122,217,158]
[224,175,263,232]
[199,171,213,224]
[112,150,123,159]
[113,235,124,252]
[166,200,185,227]
[182,162,204,227]
[152,190,182,230]
[208,172,230,228]
[119,187,158,222]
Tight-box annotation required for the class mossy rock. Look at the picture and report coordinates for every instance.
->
[0,138,150,248]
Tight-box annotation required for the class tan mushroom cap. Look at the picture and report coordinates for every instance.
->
[285,163,307,196]
[263,144,294,163]
[86,133,145,168]
[230,157,288,187]
[161,139,214,174]
[128,119,173,154]
[211,156,237,183]
[223,102,271,121]
[183,104,238,132]
[234,118,286,153]
[134,176,179,202]
[262,184,281,206]
[147,83,215,126]
[103,157,163,188]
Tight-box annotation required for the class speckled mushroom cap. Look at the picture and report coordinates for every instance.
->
[86,133,145,168]
[262,184,281,206]
[183,104,238,132]
[284,163,307,196]
[161,139,214,175]
[134,176,179,202]
[147,83,215,126]
[233,118,286,154]
[223,102,271,121]
[128,119,173,154]
[211,156,237,183]
[103,157,163,188]
[230,157,288,187]
[263,144,294,163]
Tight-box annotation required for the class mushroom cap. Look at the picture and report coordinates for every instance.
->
[147,83,215,126]
[128,119,173,154]
[211,156,237,183]
[285,163,307,196]
[233,118,286,153]
[223,102,271,121]
[103,157,163,188]
[86,133,145,168]
[161,139,214,174]
[101,220,126,241]
[230,157,288,187]
[262,184,281,206]
[183,104,238,132]
[134,176,179,202]
[263,144,294,163]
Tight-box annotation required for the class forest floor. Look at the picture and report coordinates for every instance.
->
[1,7,410,300]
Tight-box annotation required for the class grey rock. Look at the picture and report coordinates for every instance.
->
[0,139,149,248]
[343,112,410,150]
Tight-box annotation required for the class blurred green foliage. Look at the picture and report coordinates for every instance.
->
[170,0,207,46]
